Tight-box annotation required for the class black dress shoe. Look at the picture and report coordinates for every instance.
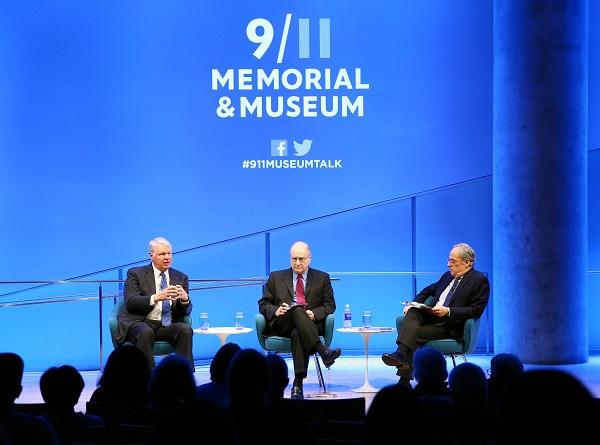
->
[381,351,409,368]
[291,385,304,400]
[320,347,342,368]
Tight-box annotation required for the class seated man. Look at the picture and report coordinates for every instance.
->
[382,243,489,384]
[117,237,194,370]
[258,241,341,400]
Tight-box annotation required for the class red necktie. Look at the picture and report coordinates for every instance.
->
[296,275,306,305]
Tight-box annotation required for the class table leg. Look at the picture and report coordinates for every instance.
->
[216,333,230,346]
[352,331,378,393]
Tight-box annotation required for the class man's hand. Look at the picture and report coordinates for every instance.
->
[275,303,289,317]
[155,287,175,301]
[173,285,189,303]
[155,285,187,302]
[430,306,450,318]
[306,309,315,320]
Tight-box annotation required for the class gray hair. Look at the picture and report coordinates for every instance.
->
[452,243,476,264]
[149,237,172,253]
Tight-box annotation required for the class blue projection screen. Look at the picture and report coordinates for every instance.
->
[0,1,496,368]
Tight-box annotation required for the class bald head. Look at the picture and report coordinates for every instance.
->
[290,241,312,274]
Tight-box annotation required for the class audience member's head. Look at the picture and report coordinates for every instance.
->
[496,369,599,444]
[98,344,151,402]
[226,348,269,409]
[148,355,197,412]
[265,354,289,399]
[366,384,431,445]
[0,353,60,444]
[488,352,524,401]
[489,353,524,381]
[448,362,488,401]
[414,346,448,385]
[0,352,24,406]
[40,365,84,411]
[209,343,241,385]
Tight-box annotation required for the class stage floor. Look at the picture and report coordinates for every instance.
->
[16,353,600,413]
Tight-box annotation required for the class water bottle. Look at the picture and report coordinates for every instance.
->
[343,304,352,328]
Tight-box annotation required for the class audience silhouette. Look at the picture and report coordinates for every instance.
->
[366,384,432,445]
[8,345,600,445]
[0,352,59,445]
[265,353,316,444]
[226,348,271,444]
[412,346,450,397]
[487,352,524,404]
[495,369,599,444]
[412,346,456,443]
[87,344,152,425]
[40,365,104,444]
[147,355,197,414]
[146,398,235,445]
[196,342,241,409]
[448,362,491,444]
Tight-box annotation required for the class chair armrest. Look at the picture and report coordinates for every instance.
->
[109,299,122,349]
[396,296,436,331]
[461,316,482,354]
[323,314,335,347]
[255,313,268,350]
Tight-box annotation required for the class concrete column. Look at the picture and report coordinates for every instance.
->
[493,0,588,363]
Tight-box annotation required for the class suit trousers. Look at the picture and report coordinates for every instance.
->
[126,319,194,370]
[270,308,321,377]
[397,309,451,358]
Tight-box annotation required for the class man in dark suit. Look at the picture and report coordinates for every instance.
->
[382,243,489,384]
[258,241,341,399]
[118,237,194,370]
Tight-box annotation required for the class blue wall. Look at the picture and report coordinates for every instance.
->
[0,1,598,370]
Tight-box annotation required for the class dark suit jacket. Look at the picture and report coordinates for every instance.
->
[258,267,336,333]
[116,264,192,343]
[414,268,489,337]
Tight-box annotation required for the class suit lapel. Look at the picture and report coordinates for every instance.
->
[435,273,454,301]
[284,269,294,299]
[145,264,157,294]
[305,268,313,296]
[447,269,472,306]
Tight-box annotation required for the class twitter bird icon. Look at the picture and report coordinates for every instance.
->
[293,139,313,156]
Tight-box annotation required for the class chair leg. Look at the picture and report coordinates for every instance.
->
[308,354,336,398]
[313,354,327,391]
[449,354,457,367]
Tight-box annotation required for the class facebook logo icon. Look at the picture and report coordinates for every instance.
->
[271,139,287,157]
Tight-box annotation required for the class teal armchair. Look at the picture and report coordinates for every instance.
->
[395,296,482,367]
[109,298,192,356]
[255,313,335,393]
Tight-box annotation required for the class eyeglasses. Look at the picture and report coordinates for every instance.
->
[291,256,310,263]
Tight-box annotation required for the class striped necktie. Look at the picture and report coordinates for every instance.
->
[160,272,171,327]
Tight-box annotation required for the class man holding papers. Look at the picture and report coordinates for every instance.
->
[258,241,341,399]
[382,243,490,384]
